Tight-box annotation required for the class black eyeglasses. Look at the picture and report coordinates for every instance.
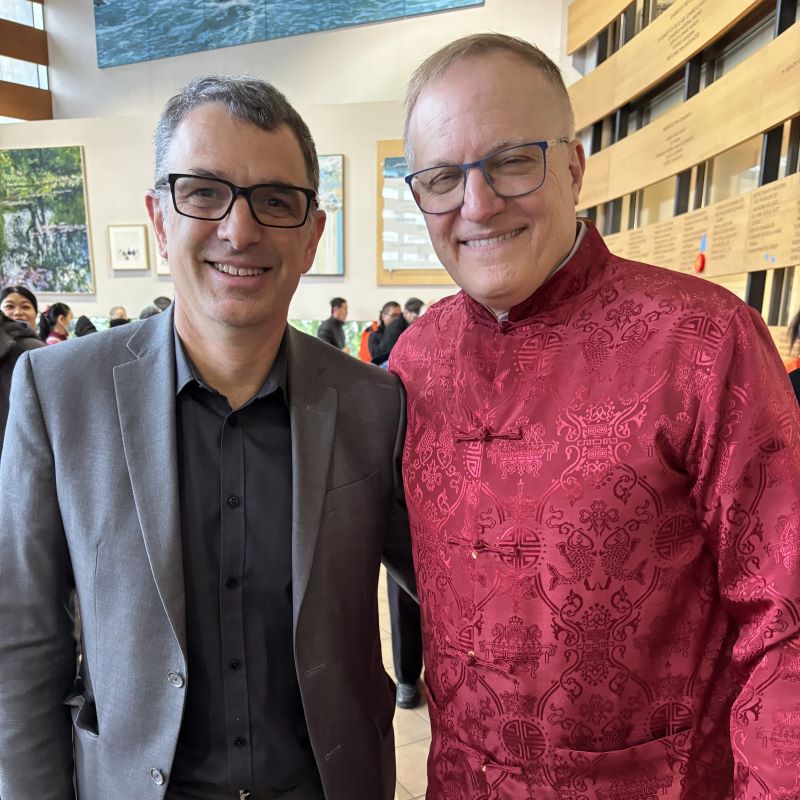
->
[156,173,318,228]
[404,138,569,215]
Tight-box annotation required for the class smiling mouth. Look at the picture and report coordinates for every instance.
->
[462,228,525,248]
[210,262,268,277]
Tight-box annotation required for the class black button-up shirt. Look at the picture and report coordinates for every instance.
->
[169,331,317,794]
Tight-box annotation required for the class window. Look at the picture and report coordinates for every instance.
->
[636,175,675,227]
[704,136,761,206]
[0,0,42,28]
[713,14,775,77]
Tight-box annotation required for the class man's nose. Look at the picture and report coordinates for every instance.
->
[216,195,264,249]
[459,167,505,222]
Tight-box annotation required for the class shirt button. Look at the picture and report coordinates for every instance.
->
[150,768,164,785]
[229,659,241,671]
[225,577,239,589]
[234,737,247,748]
[227,495,240,508]
[167,671,185,688]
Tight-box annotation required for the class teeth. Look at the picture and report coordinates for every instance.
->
[212,262,266,277]
[464,229,522,248]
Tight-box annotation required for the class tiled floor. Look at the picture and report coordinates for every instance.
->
[378,569,430,800]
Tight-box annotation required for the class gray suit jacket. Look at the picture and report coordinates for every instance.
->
[0,308,414,800]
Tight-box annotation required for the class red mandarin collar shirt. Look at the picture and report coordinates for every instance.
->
[390,223,800,800]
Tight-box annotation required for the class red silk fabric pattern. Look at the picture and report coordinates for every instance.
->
[390,224,800,800]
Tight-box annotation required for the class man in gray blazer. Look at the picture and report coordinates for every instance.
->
[0,75,414,800]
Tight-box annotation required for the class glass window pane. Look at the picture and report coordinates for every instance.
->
[31,0,42,28]
[705,136,761,205]
[637,175,674,226]
[37,63,48,89]
[0,54,40,88]
[716,14,775,77]
[0,115,24,124]
[0,0,33,26]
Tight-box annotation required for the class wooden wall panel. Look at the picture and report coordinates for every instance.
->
[0,80,52,120]
[601,171,800,277]
[567,0,632,54]
[569,0,760,131]
[0,18,49,65]
[577,22,800,211]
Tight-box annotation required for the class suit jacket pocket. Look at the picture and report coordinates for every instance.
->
[323,470,380,514]
[64,676,99,737]
[554,728,693,800]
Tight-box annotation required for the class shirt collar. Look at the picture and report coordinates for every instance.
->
[174,325,289,405]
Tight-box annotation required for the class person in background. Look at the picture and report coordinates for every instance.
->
[391,32,800,798]
[369,298,427,708]
[367,301,401,366]
[0,311,43,450]
[316,296,349,352]
[139,304,162,320]
[153,295,173,311]
[38,302,72,345]
[358,320,378,362]
[369,298,424,369]
[0,285,39,333]
[74,316,98,337]
[109,305,129,322]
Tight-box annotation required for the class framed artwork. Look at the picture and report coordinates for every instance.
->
[308,154,344,276]
[155,253,171,276]
[0,145,94,293]
[376,140,452,286]
[109,225,149,271]
[94,1,484,68]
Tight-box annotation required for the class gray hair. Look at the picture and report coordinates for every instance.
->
[153,74,320,193]
[404,33,574,166]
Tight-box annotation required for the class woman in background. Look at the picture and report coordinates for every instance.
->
[0,311,43,450]
[0,286,39,333]
[39,303,73,345]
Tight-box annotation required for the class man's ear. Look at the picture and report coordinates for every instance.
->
[568,140,586,206]
[145,190,168,259]
[301,208,327,275]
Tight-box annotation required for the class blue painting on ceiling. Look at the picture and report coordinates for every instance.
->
[93,0,484,69]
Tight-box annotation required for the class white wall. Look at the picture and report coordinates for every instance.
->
[1,0,575,320]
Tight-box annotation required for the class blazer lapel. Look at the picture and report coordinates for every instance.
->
[113,308,186,660]
[286,326,337,624]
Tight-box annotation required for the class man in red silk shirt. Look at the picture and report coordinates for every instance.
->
[390,33,800,800]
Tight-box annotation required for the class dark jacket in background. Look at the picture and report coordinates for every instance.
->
[0,315,44,450]
[368,316,408,366]
[790,368,800,404]
[316,316,346,350]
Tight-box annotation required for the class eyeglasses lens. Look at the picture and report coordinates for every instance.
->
[172,176,309,227]
[410,143,547,214]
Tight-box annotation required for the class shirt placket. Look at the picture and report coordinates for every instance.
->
[219,412,253,790]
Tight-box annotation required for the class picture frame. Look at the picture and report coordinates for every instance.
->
[307,154,345,276]
[376,140,452,286]
[109,224,149,271]
[155,253,171,276]
[0,145,95,293]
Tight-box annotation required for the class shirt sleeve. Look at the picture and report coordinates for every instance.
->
[688,303,800,798]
